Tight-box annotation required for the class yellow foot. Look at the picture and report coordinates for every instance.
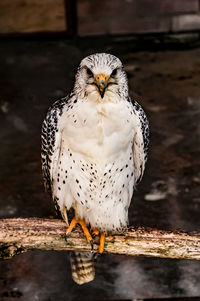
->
[66,217,77,235]
[99,232,105,254]
[66,218,94,251]
[91,229,105,254]
[92,229,99,238]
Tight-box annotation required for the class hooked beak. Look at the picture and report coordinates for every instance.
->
[93,74,109,98]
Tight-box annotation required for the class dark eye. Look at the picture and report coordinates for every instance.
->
[111,68,118,77]
[86,68,93,76]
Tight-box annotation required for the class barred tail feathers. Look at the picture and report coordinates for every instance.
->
[70,251,95,285]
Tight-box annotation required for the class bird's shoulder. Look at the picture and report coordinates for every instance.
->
[46,92,76,119]
[41,92,76,193]
[128,96,149,156]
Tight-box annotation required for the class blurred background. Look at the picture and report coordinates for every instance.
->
[0,0,200,300]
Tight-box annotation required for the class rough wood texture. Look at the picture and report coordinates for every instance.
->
[0,0,66,34]
[0,218,200,260]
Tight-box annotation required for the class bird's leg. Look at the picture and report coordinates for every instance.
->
[78,219,94,251]
[66,218,78,236]
[66,218,94,251]
[91,230,105,253]
[91,229,99,238]
[99,232,105,254]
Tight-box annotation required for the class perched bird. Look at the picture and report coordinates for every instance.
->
[41,53,149,285]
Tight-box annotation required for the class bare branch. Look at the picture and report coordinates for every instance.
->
[0,218,199,260]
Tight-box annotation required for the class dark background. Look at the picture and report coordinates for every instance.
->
[0,1,200,300]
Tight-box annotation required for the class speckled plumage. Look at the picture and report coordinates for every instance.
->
[41,53,149,284]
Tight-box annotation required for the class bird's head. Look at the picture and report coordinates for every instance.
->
[74,53,128,102]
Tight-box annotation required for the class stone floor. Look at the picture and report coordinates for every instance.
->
[0,38,200,301]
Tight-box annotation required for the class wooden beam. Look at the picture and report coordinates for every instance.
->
[0,0,66,34]
[0,218,200,260]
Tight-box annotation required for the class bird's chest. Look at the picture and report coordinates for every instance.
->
[61,100,135,162]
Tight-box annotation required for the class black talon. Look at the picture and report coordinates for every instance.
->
[65,232,69,241]
[90,240,94,252]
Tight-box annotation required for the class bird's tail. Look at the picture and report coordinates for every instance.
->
[69,251,95,285]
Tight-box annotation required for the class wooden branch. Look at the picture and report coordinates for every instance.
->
[0,218,200,260]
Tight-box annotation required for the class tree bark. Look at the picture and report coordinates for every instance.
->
[0,218,199,260]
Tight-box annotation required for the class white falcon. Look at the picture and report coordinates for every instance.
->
[41,53,149,284]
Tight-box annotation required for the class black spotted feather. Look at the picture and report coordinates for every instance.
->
[131,99,149,185]
[41,96,69,196]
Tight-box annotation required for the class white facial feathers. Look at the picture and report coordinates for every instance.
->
[74,53,129,101]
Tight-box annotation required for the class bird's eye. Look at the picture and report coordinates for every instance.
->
[111,68,118,77]
[86,68,93,76]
